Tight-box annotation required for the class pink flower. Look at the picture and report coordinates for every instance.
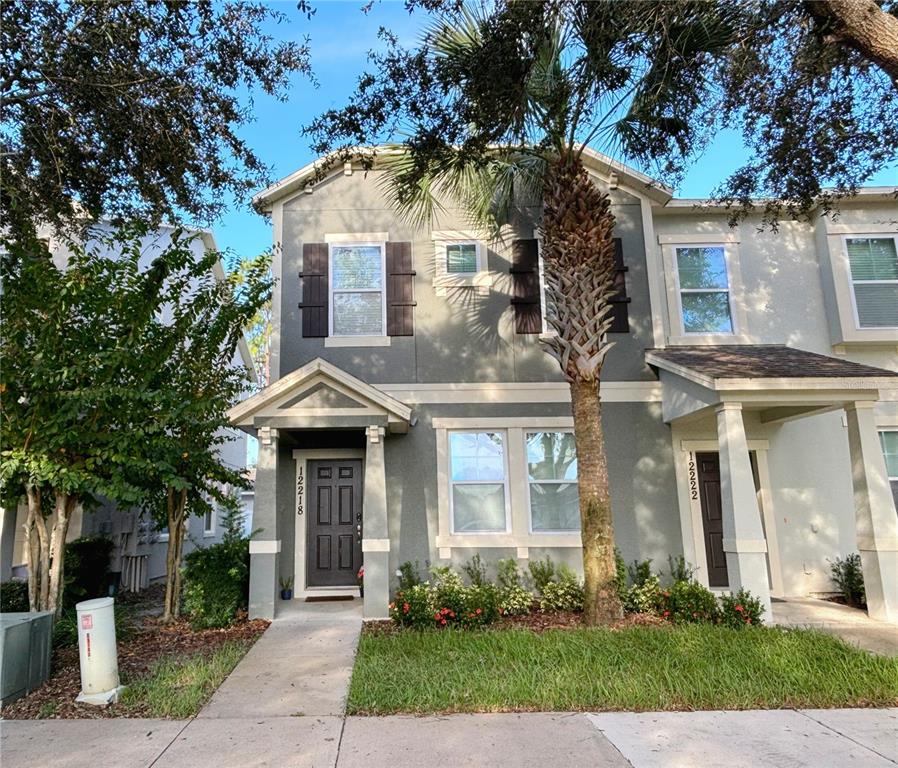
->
[734,604,744,612]
[402,602,410,614]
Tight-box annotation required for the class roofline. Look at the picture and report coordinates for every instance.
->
[252,144,674,210]
[657,186,898,213]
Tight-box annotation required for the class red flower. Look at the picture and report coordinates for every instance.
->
[440,618,447,625]
[662,610,670,618]
[475,608,482,615]
[734,604,744,612]
[403,602,410,614]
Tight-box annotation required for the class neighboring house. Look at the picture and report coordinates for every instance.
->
[230,148,898,624]
[0,225,256,588]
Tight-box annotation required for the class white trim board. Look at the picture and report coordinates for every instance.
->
[378,381,662,404]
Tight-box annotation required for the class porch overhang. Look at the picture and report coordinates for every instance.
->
[228,357,413,434]
[646,345,898,424]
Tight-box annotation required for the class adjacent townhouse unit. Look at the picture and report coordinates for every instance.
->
[231,148,898,624]
[0,225,256,589]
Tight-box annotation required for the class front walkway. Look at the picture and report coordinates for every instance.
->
[772,597,898,656]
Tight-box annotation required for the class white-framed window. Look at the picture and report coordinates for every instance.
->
[845,236,898,329]
[444,241,480,275]
[525,431,579,532]
[448,431,510,533]
[431,231,491,295]
[674,245,735,334]
[880,430,898,509]
[203,507,216,537]
[328,241,387,337]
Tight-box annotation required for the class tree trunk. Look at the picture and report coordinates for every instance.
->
[23,486,41,611]
[47,492,75,616]
[540,152,623,625]
[162,487,188,622]
[570,379,622,624]
[807,0,898,85]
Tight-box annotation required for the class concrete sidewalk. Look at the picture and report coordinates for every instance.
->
[3,709,896,767]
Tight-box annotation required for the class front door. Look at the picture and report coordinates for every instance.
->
[695,452,729,587]
[307,459,363,587]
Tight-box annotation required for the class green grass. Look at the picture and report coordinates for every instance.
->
[120,641,250,718]
[347,625,898,714]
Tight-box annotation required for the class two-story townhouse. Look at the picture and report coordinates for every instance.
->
[231,148,898,624]
[0,224,256,590]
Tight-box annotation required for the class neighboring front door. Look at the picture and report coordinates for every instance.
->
[695,452,729,587]
[307,459,363,587]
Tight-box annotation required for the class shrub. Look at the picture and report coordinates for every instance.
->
[528,556,556,594]
[390,583,433,629]
[64,535,114,607]
[614,549,628,602]
[0,580,29,612]
[661,580,718,624]
[623,574,664,615]
[829,553,866,607]
[182,537,250,628]
[497,559,533,616]
[462,554,489,587]
[396,560,424,592]
[719,589,765,628]
[667,555,697,584]
[540,567,584,612]
[429,566,467,620]
[459,584,501,627]
[627,558,654,587]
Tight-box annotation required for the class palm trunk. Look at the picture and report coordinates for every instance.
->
[540,151,623,625]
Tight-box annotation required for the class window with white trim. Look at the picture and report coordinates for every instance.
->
[525,431,579,532]
[448,431,509,533]
[846,236,898,329]
[445,242,479,275]
[203,507,216,537]
[880,430,898,510]
[329,242,386,336]
[675,246,734,334]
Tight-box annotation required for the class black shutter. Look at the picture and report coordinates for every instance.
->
[386,241,416,336]
[608,237,630,334]
[511,238,541,334]
[299,243,328,337]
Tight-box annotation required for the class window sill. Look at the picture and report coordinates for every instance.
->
[203,532,215,539]
[324,336,392,348]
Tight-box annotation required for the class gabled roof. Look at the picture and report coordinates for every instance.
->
[252,145,673,210]
[228,357,413,432]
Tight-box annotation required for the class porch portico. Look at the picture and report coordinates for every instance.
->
[229,358,413,620]
[648,345,898,623]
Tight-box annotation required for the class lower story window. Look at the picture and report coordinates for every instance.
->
[449,431,509,533]
[203,508,215,536]
[880,430,898,509]
[526,431,579,532]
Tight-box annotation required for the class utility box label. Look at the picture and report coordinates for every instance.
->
[81,614,93,630]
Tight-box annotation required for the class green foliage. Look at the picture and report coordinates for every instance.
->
[623,575,665,616]
[539,567,584,613]
[390,584,433,629]
[0,580,29,612]
[52,603,135,648]
[497,559,533,616]
[661,580,719,624]
[182,538,250,629]
[2,1,311,243]
[528,556,556,594]
[429,566,467,619]
[719,589,765,629]
[830,553,866,607]
[667,555,697,585]
[396,560,424,592]
[390,565,502,629]
[462,554,488,587]
[63,536,114,608]
[627,559,654,588]
[279,576,294,591]
[613,548,628,602]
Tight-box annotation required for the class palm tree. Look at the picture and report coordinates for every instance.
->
[357,2,733,624]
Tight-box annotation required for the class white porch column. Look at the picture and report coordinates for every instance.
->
[362,425,390,619]
[716,403,772,620]
[248,427,280,620]
[845,402,898,623]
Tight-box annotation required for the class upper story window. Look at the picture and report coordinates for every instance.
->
[432,231,491,295]
[445,242,479,275]
[846,236,898,329]
[526,431,579,532]
[329,242,386,337]
[675,246,734,334]
[448,431,509,533]
[203,507,216,537]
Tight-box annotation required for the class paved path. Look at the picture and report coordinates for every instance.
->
[772,597,898,656]
[3,600,897,767]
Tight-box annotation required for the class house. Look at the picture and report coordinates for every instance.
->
[0,225,256,589]
[230,148,898,624]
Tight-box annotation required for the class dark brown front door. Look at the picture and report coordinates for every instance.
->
[307,459,362,587]
[696,452,729,587]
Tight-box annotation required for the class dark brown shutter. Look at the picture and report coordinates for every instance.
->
[511,239,541,334]
[386,241,416,336]
[608,237,630,334]
[299,243,328,337]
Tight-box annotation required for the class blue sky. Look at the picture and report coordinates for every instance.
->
[214,1,897,261]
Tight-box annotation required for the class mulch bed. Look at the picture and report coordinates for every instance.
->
[362,611,664,637]
[1,593,269,720]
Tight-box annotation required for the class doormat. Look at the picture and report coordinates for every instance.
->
[305,595,356,602]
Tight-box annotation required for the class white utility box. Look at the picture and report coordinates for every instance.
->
[75,597,125,706]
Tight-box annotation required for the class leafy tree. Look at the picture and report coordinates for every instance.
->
[308,3,738,623]
[0,0,312,243]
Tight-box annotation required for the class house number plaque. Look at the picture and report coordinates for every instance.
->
[296,465,304,516]
[687,455,698,500]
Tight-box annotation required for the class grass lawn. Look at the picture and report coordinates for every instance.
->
[348,624,898,714]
